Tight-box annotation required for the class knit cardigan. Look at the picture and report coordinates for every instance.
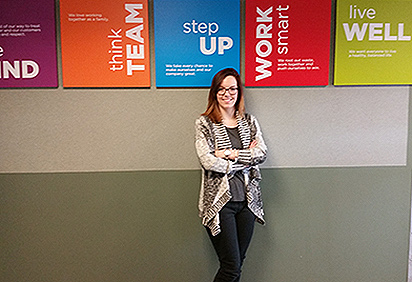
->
[195,113,267,236]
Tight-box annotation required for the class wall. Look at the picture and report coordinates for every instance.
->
[0,86,408,172]
[0,166,411,282]
[0,1,411,281]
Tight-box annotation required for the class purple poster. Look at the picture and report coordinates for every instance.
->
[0,0,57,88]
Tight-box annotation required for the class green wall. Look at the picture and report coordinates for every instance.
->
[1,167,410,282]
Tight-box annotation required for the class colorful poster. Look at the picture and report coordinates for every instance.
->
[154,0,240,87]
[334,0,412,85]
[244,0,331,87]
[0,0,57,88]
[60,0,150,87]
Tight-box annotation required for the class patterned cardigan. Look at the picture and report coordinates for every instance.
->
[195,112,267,236]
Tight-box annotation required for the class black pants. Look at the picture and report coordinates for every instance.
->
[207,201,256,282]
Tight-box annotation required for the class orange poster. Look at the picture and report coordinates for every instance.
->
[60,0,150,87]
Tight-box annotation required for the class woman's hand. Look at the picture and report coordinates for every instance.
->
[249,140,258,149]
[215,140,257,161]
[215,149,239,160]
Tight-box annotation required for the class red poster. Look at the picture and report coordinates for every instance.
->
[245,0,331,86]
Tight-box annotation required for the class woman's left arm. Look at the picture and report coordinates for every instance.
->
[236,115,267,166]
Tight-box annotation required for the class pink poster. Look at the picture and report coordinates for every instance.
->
[0,0,57,88]
[245,0,331,86]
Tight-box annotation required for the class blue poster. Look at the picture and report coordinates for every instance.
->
[154,0,240,87]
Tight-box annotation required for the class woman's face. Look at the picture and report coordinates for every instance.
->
[216,75,238,111]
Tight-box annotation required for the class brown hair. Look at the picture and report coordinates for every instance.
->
[202,68,245,123]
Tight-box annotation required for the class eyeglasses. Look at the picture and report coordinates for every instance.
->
[217,87,238,96]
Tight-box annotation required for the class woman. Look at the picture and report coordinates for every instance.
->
[195,68,267,282]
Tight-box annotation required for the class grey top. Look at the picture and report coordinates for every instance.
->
[226,126,246,202]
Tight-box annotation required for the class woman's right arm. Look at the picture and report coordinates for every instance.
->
[195,117,231,174]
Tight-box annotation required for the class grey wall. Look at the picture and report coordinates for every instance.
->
[0,86,408,172]
[0,0,411,281]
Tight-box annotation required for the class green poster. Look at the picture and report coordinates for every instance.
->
[334,0,412,85]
